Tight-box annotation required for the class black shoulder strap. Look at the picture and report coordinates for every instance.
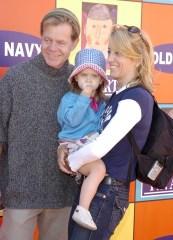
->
[126,85,156,154]
[112,85,154,185]
[125,132,140,187]
[125,86,155,183]
[127,132,141,156]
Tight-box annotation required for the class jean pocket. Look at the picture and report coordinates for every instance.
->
[90,186,109,214]
[109,196,129,234]
[95,191,108,200]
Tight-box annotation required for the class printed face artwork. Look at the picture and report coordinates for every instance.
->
[82,3,117,70]
[84,18,113,59]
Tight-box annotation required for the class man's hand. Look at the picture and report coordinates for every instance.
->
[57,146,74,175]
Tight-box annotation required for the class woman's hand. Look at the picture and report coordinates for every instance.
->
[57,146,74,175]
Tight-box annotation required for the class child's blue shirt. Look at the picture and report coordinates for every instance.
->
[57,92,106,139]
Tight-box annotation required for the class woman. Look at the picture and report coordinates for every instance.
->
[58,24,154,240]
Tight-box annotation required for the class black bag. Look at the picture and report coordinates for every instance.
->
[128,94,173,189]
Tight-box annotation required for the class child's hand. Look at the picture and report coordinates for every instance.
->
[81,83,93,98]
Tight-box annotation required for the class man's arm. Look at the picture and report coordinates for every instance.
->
[0,144,3,158]
[0,73,13,154]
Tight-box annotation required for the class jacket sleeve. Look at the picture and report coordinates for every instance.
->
[0,73,13,145]
[57,93,91,128]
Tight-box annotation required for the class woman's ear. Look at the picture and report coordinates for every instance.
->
[135,60,141,68]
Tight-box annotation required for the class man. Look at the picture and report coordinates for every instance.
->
[0,8,80,240]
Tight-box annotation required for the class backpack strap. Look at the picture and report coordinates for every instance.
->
[125,148,133,188]
[126,92,155,184]
[127,132,141,155]
[126,95,156,182]
[125,132,140,187]
[113,85,154,185]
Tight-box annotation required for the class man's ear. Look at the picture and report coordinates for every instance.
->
[71,38,79,51]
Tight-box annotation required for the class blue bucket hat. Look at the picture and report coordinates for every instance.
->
[68,48,109,87]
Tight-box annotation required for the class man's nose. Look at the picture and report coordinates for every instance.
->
[48,42,59,50]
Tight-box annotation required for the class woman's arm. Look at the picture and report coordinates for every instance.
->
[68,99,142,171]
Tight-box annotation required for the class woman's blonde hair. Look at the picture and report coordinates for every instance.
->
[109,25,154,93]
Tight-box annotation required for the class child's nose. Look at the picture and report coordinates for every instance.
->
[86,77,92,82]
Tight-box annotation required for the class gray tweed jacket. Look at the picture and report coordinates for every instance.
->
[0,53,77,208]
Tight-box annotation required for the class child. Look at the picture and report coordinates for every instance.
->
[57,48,109,230]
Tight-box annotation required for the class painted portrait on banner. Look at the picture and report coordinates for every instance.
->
[81,3,117,60]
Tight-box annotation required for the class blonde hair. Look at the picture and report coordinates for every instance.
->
[40,8,80,41]
[109,25,154,93]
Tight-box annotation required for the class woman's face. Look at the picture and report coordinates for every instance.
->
[107,46,137,88]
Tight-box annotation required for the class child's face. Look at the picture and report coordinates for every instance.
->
[75,68,103,91]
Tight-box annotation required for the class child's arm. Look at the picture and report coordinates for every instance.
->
[57,93,92,128]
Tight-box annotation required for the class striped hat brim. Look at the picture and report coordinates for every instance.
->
[68,63,109,87]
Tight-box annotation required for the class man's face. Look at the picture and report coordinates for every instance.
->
[85,18,113,52]
[41,23,78,68]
